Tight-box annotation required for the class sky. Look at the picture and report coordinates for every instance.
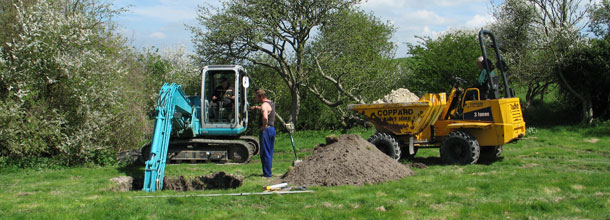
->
[113,0,500,57]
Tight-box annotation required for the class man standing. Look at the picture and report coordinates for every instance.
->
[251,89,276,177]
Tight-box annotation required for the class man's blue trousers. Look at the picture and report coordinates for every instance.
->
[260,126,275,177]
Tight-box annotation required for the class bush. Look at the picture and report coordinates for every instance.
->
[0,1,136,166]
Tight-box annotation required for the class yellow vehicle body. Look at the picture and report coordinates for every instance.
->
[434,97,525,147]
[348,90,525,147]
[348,87,526,164]
[347,93,446,136]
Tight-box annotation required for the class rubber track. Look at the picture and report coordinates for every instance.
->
[238,136,260,156]
[171,138,257,163]
[140,137,260,164]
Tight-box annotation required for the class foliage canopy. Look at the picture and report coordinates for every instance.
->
[406,31,481,94]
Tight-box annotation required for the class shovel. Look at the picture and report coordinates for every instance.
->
[285,123,302,166]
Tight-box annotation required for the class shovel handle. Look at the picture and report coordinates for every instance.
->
[289,135,298,160]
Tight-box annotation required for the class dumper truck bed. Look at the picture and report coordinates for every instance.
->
[347,93,446,136]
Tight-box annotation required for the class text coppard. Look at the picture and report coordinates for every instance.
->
[377,108,414,116]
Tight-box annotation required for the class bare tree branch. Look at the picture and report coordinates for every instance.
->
[306,84,344,107]
[312,55,366,104]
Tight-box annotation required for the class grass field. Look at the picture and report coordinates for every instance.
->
[1,125,609,219]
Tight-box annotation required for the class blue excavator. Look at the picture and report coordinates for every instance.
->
[141,65,259,192]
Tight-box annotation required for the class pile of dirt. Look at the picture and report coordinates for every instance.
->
[409,162,428,169]
[109,172,243,192]
[373,88,419,104]
[109,176,133,192]
[281,134,413,187]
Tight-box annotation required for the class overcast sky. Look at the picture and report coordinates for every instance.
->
[113,0,500,57]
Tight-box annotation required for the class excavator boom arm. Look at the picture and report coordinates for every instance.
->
[143,83,192,192]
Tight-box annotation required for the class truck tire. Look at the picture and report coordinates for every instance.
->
[368,133,401,161]
[440,131,480,165]
[480,145,503,160]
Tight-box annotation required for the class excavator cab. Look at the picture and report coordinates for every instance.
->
[200,65,250,135]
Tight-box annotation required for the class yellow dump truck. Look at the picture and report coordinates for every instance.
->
[348,30,526,164]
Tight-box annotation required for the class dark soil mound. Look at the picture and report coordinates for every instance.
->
[409,162,428,169]
[282,134,413,187]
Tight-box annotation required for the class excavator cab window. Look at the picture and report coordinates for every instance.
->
[200,66,250,129]
[204,70,236,123]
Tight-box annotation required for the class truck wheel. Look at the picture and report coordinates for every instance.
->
[368,133,401,161]
[440,131,480,165]
[481,145,503,160]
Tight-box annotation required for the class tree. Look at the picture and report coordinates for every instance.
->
[189,0,360,126]
[588,0,610,37]
[406,30,482,94]
[493,0,593,122]
[529,0,592,123]
[555,0,610,121]
[305,8,398,127]
[559,37,610,120]
[0,1,135,166]
[123,46,201,137]
[492,0,553,108]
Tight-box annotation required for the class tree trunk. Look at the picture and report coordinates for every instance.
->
[525,87,534,109]
[540,86,548,104]
[524,81,550,109]
[581,99,594,124]
[289,85,300,126]
[557,68,593,124]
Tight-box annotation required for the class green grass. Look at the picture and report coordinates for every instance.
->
[1,126,609,219]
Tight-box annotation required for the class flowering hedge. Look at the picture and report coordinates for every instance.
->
[0,1,137,166]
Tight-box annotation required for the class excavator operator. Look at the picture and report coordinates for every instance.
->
[211,76,234,120]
